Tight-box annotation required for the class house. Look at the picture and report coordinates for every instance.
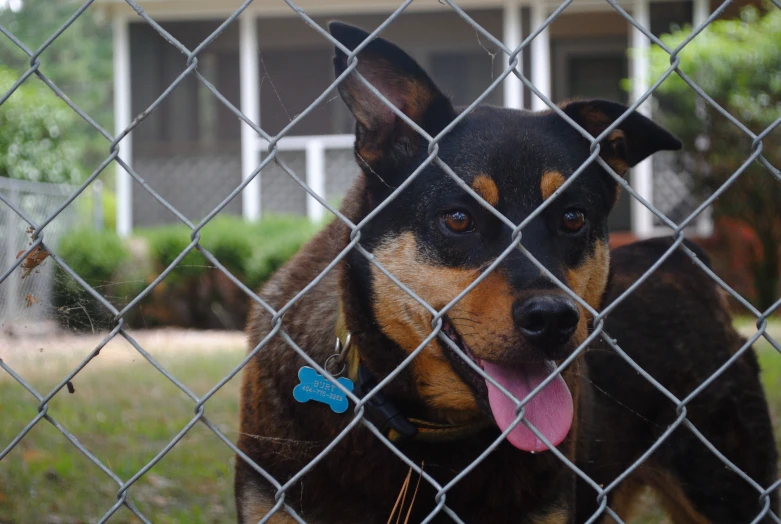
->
[95,0,728,240]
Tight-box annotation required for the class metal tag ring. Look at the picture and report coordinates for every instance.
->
[324,354,347,377]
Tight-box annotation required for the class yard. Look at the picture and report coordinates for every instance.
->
[1,320,779,523]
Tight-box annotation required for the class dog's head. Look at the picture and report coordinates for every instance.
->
[330,22,680,451]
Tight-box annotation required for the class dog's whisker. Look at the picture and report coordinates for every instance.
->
[239,432,328,447]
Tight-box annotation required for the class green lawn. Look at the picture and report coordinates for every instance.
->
[0,346,244,524]
[745,318,781,458]
[1,320,779,523]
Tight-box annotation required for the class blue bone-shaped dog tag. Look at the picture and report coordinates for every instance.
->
[293,366,354,414]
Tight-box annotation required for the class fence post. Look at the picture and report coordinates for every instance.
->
[306,139,326,223]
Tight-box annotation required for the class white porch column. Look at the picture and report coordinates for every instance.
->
[239,13,261,221]
[630,0,654,238]
[113,14,133,237]
[693,0,709,26]
[502,0,524,110]
[693,0,714,237]
[305,139,326,222]
[530,0,551,111]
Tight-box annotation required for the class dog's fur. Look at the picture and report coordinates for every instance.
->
[235,23,778,523]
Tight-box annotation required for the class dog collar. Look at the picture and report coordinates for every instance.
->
[334,303,492,444]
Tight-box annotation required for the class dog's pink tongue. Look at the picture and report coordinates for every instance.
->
[484,361,573,452]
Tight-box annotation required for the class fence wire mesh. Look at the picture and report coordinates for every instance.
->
[0,177,99,325]
[1,0,780,523]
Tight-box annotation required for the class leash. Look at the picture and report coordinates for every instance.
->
[332,302,491,444]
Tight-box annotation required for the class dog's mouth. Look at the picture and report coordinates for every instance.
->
[441,319,574,453]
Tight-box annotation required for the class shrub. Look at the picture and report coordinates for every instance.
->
[141,225,207,283]
[52,215,321,330]
[52,228,139,330]
[138,214,320,288]
[236,215,322,289]
[133,215,320,328]
[649,6,781,310]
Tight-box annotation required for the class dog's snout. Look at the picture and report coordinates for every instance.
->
[513,295,580,347]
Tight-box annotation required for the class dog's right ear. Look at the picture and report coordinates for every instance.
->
[559,99,682,176]
[329,22,456,187]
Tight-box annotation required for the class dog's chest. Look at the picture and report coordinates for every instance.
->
[281,433,574,524]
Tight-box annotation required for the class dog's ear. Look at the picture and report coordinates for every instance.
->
[559,99,682,176]
[329,22,456,185]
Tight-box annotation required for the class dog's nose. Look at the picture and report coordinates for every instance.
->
[513,295,580,347]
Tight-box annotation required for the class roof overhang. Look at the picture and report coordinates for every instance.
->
[93,0,647,21]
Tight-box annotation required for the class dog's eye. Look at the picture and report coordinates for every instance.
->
[442,210,475,233]
[560,210,585,233]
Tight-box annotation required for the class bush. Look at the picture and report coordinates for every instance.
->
[52,228,140,330]
[134,215,320,328]
[139,214,320,287]
[649,6,781,310]
[52,215,321,330]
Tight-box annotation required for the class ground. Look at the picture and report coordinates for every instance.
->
[0,320,779,524]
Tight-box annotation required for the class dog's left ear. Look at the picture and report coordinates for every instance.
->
[329,22,456,187]
[560,99,682,176]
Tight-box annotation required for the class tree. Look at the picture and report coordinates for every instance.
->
[649,6,781,311]
[0,67,85,183]
[0,0,112,183]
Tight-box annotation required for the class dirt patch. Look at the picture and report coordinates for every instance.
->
[0,322,246,378]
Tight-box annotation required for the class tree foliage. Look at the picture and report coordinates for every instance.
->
[0,68,85,183]
[0,0,112,183]
[650,6,781,310]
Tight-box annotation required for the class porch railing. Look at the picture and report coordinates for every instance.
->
[257,133,355,222]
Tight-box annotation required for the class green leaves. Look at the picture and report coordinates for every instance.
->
[0,68,85,183]
[650,6,781,131]
[647,5,781,310]
[0,0,112,184]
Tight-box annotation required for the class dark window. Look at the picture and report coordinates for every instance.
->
[567,55,628,103]
[428,50,502,107]
[129,21,241,155]
[650,1,693,37]
[257,48,336,136]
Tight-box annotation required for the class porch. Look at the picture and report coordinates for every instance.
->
[100,0,717,238]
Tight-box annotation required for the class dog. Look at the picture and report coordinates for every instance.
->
[235,22,778,523]
[576,239,778,523]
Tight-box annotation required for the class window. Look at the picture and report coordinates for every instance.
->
[428,50,502,107]
[130,21,241,155]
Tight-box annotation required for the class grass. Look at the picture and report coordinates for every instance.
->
[747,318,781,458]
[0,344,245,524]
[1,319,779,523]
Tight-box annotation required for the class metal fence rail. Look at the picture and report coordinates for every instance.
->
[0,176,101,325]
[1,1,780,523]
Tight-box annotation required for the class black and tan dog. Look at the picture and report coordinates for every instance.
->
[235,22,778,523]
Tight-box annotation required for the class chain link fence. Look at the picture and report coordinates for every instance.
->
[0,176,102,326]
[1,0,780,522]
